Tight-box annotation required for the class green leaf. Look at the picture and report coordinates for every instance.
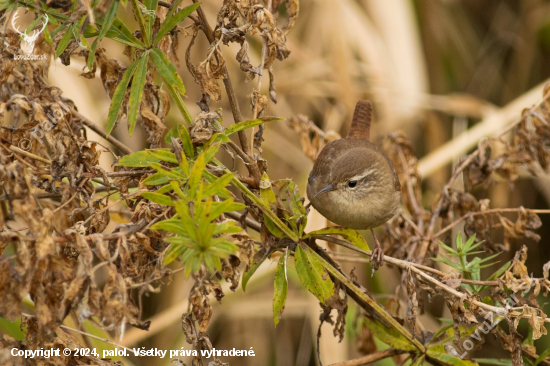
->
[224,117,284,136]
[202,173,234,198]
[110,18,145,49]
[439,241,459,255]
[152,219,189,236]
[202,143,221,164]
[410,356,426,366]
[294,244,334,304]
[303,227,370,252]
[155,2,200,45]
[143,0,158,41]
[534,348,550,366]
[88,0,120,69]
[149,48,186,95]
[106,58,141,136]
[147,149,179,164]
[180,125,194,157]
[163,242,187,265]
[260,173,286,237]
[306,248,425,352]
[129,0,151,47]
[117,150,160,167]
[174,201,197,242]
[165,82,193,124]
[242,255,268,292]
[427,345,479,366]
[0,317,24,341]
[149,162,186,180]
[188,153,206,198]
[212,221,242,236]
[362,316,418,352]
[474,360,512,366]
[127,53,149,135]
[141,192,174,206]
[55,24,73,58]
[209,200,245,220]
[213,158,299,242]
[143,172,169,186]
[273,251,288,326]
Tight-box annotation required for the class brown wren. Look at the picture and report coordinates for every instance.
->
[306,100,401,273]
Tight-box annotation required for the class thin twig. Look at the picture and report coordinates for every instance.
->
[72,109,134,155]
[316,234,549,322]
[432,207,550,239]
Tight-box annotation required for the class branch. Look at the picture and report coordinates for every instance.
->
[191,0,251,157]
[72,109,134,156]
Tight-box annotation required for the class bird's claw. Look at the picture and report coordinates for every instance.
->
[370,246,384,277]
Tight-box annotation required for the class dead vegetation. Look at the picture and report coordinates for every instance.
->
[1,1,550,366]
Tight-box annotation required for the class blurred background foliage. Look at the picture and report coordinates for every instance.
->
[3,0,550,365]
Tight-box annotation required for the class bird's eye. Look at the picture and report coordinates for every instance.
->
[348,180,357,188]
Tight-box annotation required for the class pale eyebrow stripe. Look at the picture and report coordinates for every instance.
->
[349,169,374,181]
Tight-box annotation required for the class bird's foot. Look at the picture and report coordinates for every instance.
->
[370,228,384,277]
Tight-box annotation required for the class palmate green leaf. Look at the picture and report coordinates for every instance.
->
[273,251,288,326]
[55,24,74,58]
[242,254,269,292]
[149,48,186,94]
[106,58,141,136]
[362,316,418,352]
[303,227,369,252]
[141,192,174,206]
[154,2,200,45]
[118,150,160,167]
[127,53,149,136]
[294,244,334,304]
[224,117,284,136]
[427,345,479,366]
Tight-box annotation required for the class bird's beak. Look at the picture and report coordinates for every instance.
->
[315,184,334,197]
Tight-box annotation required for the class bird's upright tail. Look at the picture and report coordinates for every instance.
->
[347,99,372,141]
